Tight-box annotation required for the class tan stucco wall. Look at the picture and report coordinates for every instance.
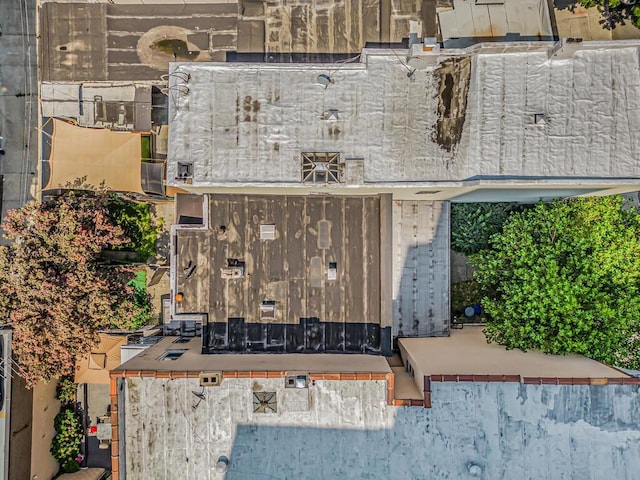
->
[399,326,630,379]
[116,337,392,374]
[397,344,427,392]
[31,381,60,480]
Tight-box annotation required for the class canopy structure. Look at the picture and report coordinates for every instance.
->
[75,334,127,384]
[46,119,145,194]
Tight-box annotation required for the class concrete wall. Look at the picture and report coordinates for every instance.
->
[8,376,33,480]
[30,382,60,480]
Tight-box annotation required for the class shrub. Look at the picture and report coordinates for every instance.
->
[124,270,153,329]
[55,376,76,405]
[472,196,640,368]
[451,280,485,315]
[61,459,81,474]
[106,195,161,262]
[51,407,84,471]
[451,202,529,255]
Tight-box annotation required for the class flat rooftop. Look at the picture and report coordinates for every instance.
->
[40,3,238,81]
[174,194,387,353]
[438,0,554,48]
[399,325,630,378]
[168,43,640,188]
[115,337,391,374]
[39,1,425,82]
[118,374,640,479]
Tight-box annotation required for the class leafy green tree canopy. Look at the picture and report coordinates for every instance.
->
[472,196,640,369]
[106,195,161,262]
[451,202,529,255]
[0,193,150,386]
[559,1,640,30]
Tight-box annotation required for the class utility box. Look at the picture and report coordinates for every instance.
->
[199,372,222,387]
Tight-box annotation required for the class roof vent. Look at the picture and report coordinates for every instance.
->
[549,38,583,59]
[302,152,342,184]
[221,258,245,279]
[158,349,186,361]
[253,392,277,413]
[199,372,222,387]
[260,300,276,319]
[285,374,309,389]
[260,224,276,240]
[176,162,193,183]
[534,113,546,125]
[323,109,339,120]
[316,74,334,89]
[421,36,440,54]
[327,262,337,280]
[216,456,230,473]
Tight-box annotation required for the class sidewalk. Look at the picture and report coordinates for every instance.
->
[0,0,38,245]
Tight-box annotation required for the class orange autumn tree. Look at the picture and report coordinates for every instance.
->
[0,193,146,386]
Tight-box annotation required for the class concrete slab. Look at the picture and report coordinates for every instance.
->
[399,325,630,379]
[554,5,640,41]
[120,375,640,479]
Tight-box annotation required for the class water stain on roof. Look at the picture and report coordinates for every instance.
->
[431,56,471,154]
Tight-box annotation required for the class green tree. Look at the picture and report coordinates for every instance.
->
[0,193,150,386]
[451,202,528,255]
[471,196,640,368]
[560,1,640,30]
[106,195,161,262]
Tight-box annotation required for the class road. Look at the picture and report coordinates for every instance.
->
[0,0,38,244]
[0,1,37,479]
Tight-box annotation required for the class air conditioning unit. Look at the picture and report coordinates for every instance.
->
[285,374,309,389]
[260,224,276,240]
[199,372,222,387]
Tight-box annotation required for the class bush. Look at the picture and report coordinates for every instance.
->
[472,196,640,368]
[125,270,153,329]
[61,459,81,474]
[451,203,529,255]
[55,376,76,405]
[51,407,84,471]
[106,196,161,261]
[451,280,485,315]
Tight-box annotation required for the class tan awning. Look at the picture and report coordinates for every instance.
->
[75,334,127,384]
[46,119,144,194]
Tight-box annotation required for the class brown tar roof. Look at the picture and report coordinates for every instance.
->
[175,194,382,326]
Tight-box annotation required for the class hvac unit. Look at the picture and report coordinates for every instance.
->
[199,372,222,387]
[285,374,309,389]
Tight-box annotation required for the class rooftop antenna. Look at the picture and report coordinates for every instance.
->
[216,456,230,473]
[316,74,334,89]
[192,386,206,410]
[391,49,418,81]
[169,71,191,83]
